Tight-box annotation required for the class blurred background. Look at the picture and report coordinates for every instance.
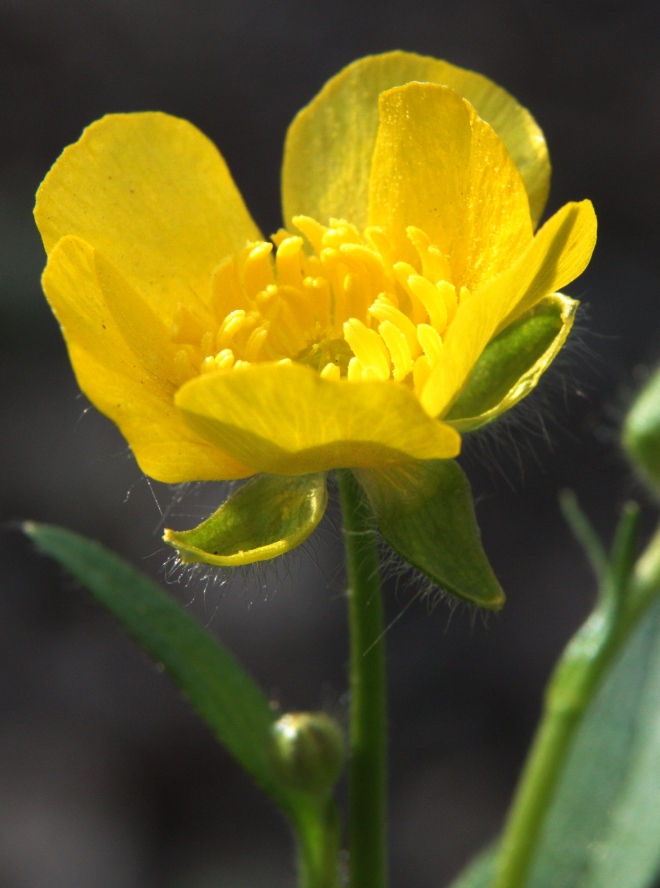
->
[1,1,659,886]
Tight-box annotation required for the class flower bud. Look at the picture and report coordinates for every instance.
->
[624,366,660,492]
[270,712,344,796]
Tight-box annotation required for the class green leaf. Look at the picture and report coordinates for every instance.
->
[21,522,292,808]
[449,845,497,888]
[163,472,328,567]
[527,595,660,888]
[354,461,505,610]
[446,294,577,432]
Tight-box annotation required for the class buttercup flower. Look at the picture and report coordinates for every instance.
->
[35,52,596,599]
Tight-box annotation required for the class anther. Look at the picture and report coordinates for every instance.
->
[436,280,458,324]
[378,320,413,381]
[292,216,327,254]
[320,362,341,381]
[171,303,206,344]
[343,318,390,381]
[407,275,449,333]
[244,325,269,362]
[407,226,452,282]
[200,330,215,357]
[369,296,420,357]
[416,324,444,367]
[173,348,197,385]
[211,256,246,318]
[243,241,274,297]
[217,309,247,349]
[339,243,389,295]
[276,237,305,289]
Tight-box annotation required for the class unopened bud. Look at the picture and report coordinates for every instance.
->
[624,366,660,492]
[271,712,344,796]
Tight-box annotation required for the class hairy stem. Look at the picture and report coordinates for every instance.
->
[338,469,388,888]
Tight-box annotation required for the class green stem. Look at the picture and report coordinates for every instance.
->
[292,797,342,888]
[493,640,611,888]
[337,470,388,888]
[494,502,647,888]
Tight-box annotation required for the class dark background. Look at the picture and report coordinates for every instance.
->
[1,1,659,886]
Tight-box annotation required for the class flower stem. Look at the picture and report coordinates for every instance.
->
[337,470,388,888]
[293,797,342,888]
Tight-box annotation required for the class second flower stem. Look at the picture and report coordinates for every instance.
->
[338,470,388,888]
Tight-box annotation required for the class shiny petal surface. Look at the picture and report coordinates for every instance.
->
[421,199,597,418]
[282,50,550,234]
[42,236,254,482]
[35,113,261,323]
[175,362,461,475]
[369,82,533,288]
[164,473,328,567]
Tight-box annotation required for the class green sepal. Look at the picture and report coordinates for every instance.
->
[623,364,660,493]
[446,293,578,432]
[354,460,505,610]
[164,472,328,567]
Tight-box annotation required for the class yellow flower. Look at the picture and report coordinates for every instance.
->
[35,51,595,486]
[34,53,595,594]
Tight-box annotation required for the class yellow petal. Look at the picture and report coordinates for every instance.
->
[369,82,533,290]
[35,113,261,324]
[175,362,460,475]
[282,50,550,233]
[421,200,597,418]
[42,236,254,482]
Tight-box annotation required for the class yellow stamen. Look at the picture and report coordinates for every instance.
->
[244,325,269,361]
[276,236,305,288]
[365,226,393,268]
[180,216,470,405]
[407,226,452,282]
[393,262,427,324]
[200,330,215,357]
[171,303,206,344]
[211,256,246,318]
[436,280,458,324]
[413,355,432,396]
[343,318,390,381]
[243,242,274,297]
[347,357,362,381]
[320,362,341,381]
[417,323,444,368]
[378,320,413,382]
[293,215,327,254]
[339,243,389,295]
[369,295,420,357]
[303,277,331,329]
[217,309,248,349]
[173,348,197,384]
[344,272,369,325]
[407,275,449,333]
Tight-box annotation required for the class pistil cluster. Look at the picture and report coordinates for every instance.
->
[170,215,471,399]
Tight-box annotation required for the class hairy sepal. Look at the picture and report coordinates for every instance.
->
[164,472,328,566]
[354,461,504,610]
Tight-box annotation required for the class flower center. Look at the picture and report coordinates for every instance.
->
[170,215,471,396]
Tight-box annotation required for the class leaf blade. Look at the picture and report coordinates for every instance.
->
[527,596,660,888]
[22,521,290,806]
